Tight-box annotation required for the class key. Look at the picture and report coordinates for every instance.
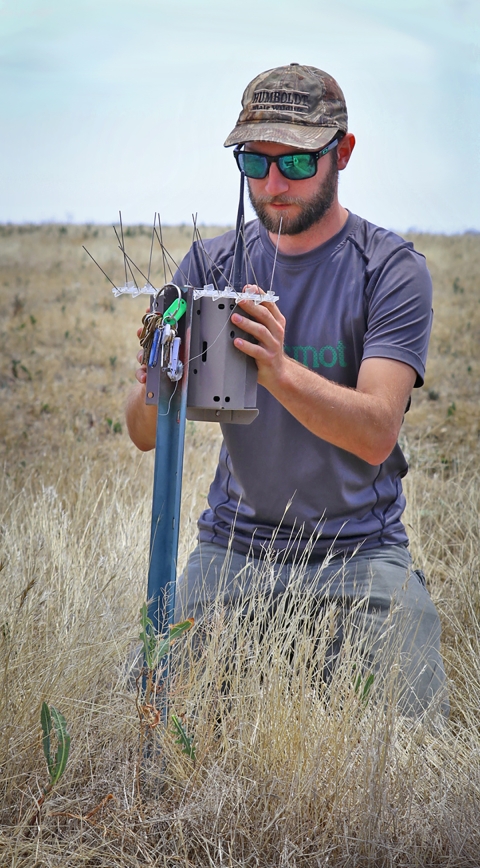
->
[161,324,176,370]
[140,312,162,365]
[167,336,183,381]
[148,326,162,367]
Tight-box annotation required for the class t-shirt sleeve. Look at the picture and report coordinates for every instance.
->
[362,246,433,387]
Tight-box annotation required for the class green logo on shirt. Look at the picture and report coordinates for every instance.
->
[284,340,347,370]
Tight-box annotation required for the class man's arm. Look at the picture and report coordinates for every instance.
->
[125,383,157,451]
[232,291,416,466]
[126,285,417,461]
[125,339,157,451]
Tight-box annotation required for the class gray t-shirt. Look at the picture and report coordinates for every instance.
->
[175,212,432,560]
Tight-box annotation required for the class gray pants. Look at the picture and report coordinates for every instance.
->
[175,542,449,719]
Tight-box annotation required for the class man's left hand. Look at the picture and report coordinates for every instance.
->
[231,284,287,390]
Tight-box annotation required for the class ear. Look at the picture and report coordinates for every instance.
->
[337,132,355,170]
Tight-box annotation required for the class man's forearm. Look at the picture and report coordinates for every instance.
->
[232,294,416,466]
[265,355,414,466]
[125,383,157,451]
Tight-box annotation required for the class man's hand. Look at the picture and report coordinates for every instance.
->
[125,316,157,451]
[231,284,287,391]
[134,315,148,384]
[231,284,416,466]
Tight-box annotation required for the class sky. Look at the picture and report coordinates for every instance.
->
[0,0,479,233]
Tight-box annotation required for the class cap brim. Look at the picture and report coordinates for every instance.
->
[224,122,342,150]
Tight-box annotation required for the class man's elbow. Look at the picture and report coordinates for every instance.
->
[363,438,399,466]
[125,384,157,451]
[358,424,400,466]
[132,435,156,452]
[126,420,156,452]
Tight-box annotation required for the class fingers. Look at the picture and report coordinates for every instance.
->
[231,311,276,346]
[239,285,284,325]
[135,309,150,378]
[231,309,285,371]
[135,368,147,384]
[232,303,285,345]
[231,286,286,387]
[243,283,264,296]
[232,334,262,361]
[135,363,147,384]
[135,345,147,384]
[232,283,285,362]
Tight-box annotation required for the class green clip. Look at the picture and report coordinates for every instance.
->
[163,298,187,326]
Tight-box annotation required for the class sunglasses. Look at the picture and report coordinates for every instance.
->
[234,137,340,181]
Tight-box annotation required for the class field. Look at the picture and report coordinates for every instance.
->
[0,223,479,866]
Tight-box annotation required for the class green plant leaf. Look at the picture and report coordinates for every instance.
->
[171,713,196,761]
[49,706,71,786]
[152,619,194,668]
[140,605,194,671]
[169,619,194,642]
[353,670,374,704]
[40,701,54,778]
[361,673,375,702]
[139,602,156,669]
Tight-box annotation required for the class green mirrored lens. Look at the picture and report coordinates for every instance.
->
[240,153,268,179]
[278,153,316,180]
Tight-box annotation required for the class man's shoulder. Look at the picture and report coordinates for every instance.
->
[347,213,426,273]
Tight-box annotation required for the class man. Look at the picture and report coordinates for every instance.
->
[126,63,448,717]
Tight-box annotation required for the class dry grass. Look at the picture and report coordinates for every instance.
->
[0,223,479,866]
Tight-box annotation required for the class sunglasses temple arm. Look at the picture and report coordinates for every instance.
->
[233,170,245,292]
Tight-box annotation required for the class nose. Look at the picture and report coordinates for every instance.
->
[263,160,290,196]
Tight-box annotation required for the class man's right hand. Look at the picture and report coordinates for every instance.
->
[125,319,157,451]
[135,334,147,385]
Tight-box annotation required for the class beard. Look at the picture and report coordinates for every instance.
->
[247,153,339,236]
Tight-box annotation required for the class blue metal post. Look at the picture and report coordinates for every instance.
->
[146,287,193,636]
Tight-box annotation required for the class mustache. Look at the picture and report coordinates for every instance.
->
[253,195,303,207]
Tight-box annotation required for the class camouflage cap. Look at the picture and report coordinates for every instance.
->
[224,63,348,150]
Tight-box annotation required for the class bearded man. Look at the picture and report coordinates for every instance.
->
[126,63,448,718]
